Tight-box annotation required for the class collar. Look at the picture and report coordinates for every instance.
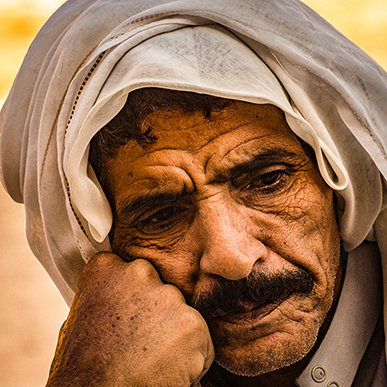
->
[296,241,383,387]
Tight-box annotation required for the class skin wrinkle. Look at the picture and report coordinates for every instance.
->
[115,171,195,225]
[239,178,307,216]
[113,224,187,251]
[123,145,306,214]
[100,100,342,383]
[203,121,260,175]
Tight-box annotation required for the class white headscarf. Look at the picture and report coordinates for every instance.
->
[1,0,387,331]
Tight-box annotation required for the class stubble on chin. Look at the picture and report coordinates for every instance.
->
[213,320,320,377]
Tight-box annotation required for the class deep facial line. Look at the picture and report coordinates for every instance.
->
[218,148,299,183]
[116,147,303,224]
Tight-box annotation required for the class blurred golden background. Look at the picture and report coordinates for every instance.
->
[0,1,386,386]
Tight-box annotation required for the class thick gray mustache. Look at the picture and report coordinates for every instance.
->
[190,269,314,320]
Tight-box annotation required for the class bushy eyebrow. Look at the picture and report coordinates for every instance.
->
[117,189,188,223]
[214,148,300,182]
[116,147,300,222]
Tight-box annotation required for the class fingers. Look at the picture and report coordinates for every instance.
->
[78,252,164,291]
[56,252,214,386]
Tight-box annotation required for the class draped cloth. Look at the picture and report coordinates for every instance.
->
[1,0,387,353]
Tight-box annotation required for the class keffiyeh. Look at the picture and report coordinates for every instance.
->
[1,0,387,332]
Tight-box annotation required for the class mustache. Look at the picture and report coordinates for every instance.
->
[190,268,314,320]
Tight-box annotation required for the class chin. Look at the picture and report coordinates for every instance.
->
[213,324,320,377]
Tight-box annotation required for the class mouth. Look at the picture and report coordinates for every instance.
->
[213,297,287,325]
[192,269,314,326]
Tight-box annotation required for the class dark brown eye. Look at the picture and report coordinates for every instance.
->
[148,207,176,223]
[251,170,284,188]
[139,206,188,233]
[241,168,291,197]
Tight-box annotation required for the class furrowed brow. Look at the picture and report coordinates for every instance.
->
[221,148,299,181]
[117,189,187,223]
[116,148,300,221]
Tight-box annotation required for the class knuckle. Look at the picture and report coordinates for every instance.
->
[158,283,185,302]
[129,259,158,280]
[87,251,119,269]
[184,308,208,331]
[79,252,120,285]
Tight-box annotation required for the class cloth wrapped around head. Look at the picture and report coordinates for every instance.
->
[1,0,387,318]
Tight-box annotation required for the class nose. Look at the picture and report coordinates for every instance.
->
[197,198,266,280]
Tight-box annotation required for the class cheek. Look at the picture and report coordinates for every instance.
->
[111,227,200,296]
[252,181,340,287]
[294,186,340,276]
[153,249,200,295]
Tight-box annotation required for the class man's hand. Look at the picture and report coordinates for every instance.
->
[46,252,215,386]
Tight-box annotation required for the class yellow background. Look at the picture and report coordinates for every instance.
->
[0,1,386,386]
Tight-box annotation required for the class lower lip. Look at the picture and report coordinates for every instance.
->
[217,301,283,325]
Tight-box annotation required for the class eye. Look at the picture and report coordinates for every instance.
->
[147,207,176,223]
[248,170,288,190]
[233,166,292,196]
[138,206,188,234]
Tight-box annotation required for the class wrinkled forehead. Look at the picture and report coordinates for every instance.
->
[107,98,303,163]
[92,87,296,157]
[97,96,318,211]
[102,100,321,220]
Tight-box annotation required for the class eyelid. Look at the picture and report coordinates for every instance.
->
[137,204,192,234]
[231,163,290,188]
[136,202,180,223]
[117,190,187,224]
[121,202,173,230]
[257,164,290,174]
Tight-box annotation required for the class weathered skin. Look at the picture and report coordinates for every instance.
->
[47,254,214,386]
[47,102,342,386]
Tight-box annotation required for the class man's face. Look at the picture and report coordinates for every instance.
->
[103,101,342,376]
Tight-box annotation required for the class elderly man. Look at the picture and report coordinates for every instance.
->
[1,0,387,386]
